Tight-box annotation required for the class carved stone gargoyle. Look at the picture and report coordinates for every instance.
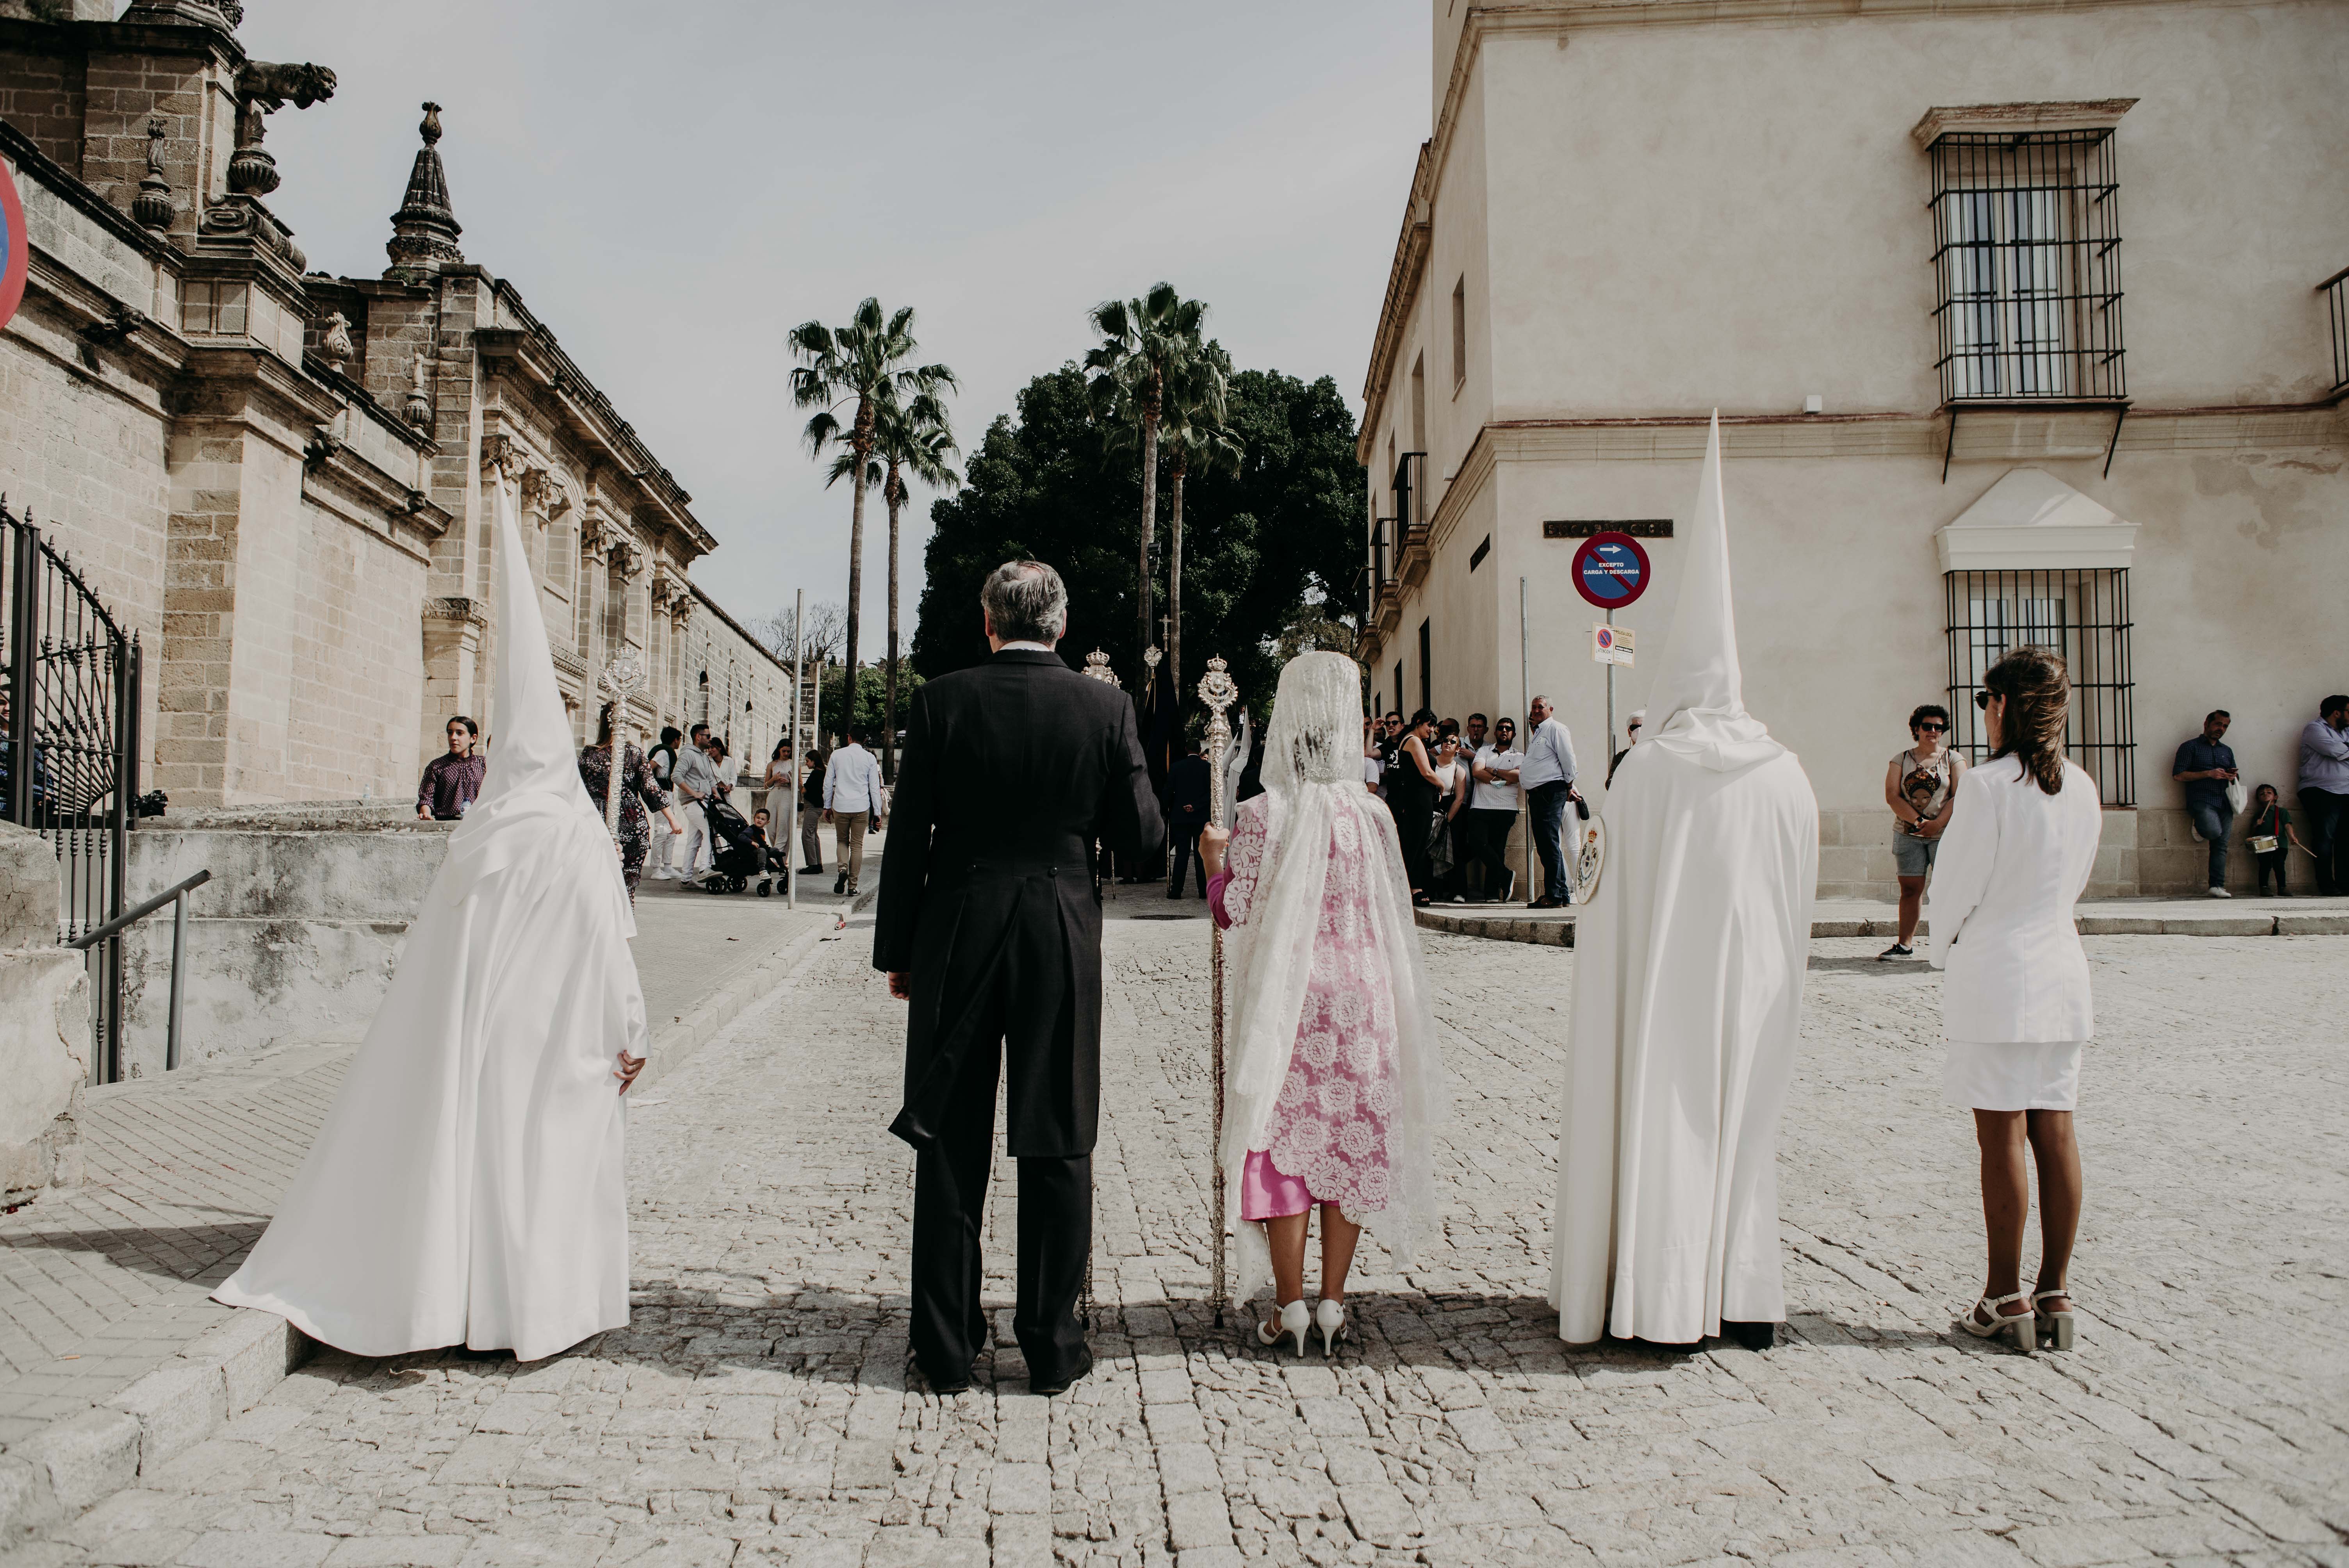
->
[226,61,338,198]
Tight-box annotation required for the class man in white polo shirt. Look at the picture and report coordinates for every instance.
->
[1520,695,1581,907]
[823,726,886,896]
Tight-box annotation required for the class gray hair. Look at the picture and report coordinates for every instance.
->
[980,559,1068,645]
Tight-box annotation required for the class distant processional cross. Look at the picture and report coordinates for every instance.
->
[596,652,646,839]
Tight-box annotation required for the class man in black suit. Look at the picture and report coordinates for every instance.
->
[1164,739,1213,898]
[873,559,1164,1395]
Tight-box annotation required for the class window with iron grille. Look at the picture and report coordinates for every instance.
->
[2321,264,2349,396]
[1944,567,2134,805]
[1928,130,2124,404]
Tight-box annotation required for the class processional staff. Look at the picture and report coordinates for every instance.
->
[1196,654,1239,1322]
[597,652,646,840]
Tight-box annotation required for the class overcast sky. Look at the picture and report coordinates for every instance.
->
[248,2,1428,644]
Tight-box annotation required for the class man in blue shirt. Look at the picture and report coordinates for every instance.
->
[2298,695,2349,896]
[1520,695,1582,907]
[2171,709,2239,896]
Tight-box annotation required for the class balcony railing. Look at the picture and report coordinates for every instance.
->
[1392,451,1429,531]
[2324,265,2349,397]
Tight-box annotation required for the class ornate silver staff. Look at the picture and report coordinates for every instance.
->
[1075,649,1121,1326]
[597,652,646,839]
[1197,654,1239,1322]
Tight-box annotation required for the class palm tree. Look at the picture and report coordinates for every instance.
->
[789,299,956,736]
[867,391,959,780]
[1157,341,1240,697]
[1085,282,1207,668]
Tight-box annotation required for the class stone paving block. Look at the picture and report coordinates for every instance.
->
[106,1365,225,1477]
[176,1532,337,1568]
[2009,1520,2151,1566]
[321,1537,471,1567]
[12,1406,141,1518]
[71,1525,195,1565]
[2201,1479,2339,1543]
[987,1461,1048,1516]
[1162,1491,1232,1552]
[432,1435,527,1488]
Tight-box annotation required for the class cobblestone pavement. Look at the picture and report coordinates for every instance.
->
[7,913,2344,1568]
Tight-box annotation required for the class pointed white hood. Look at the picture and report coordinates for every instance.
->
[1642,414,1785,773]
[442,475,612,902]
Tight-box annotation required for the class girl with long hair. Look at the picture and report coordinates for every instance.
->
[1927,647,2104,1351]
[1198,653,1447,1356]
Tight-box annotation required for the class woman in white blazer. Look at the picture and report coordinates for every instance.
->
[1927,646,2103,1353]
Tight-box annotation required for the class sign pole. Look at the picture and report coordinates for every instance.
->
[1519,575,1533,903]
[1606,607,1616,767]
[786,589,802,911]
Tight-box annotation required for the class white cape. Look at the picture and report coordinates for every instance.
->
[215,477,645,1362]
[1549,415,1817,1345]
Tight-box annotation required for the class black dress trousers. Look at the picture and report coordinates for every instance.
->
[907,874,1091,1388]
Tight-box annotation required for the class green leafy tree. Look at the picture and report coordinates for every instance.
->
[913,363,1360,720]
[789,299,955,712]
[1085,282,1207,666]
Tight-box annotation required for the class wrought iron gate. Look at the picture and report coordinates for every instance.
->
[3,498,143,1084]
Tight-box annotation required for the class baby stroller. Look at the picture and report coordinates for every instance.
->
[693,794,771,894]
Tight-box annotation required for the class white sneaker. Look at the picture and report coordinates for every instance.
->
[2207,886,2231,898]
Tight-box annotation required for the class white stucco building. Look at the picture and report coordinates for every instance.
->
[1356,0,2347,898]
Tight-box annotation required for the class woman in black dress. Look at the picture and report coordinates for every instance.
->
[1388,708,1445,905]
[577,701,668,900]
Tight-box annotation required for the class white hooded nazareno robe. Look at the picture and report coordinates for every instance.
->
[1549,415,1818,1346]
[214,476,645,1362]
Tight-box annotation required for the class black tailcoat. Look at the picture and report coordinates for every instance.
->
[873,649,1164,1158]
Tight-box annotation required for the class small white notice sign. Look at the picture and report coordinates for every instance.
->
[1590,624,1635,666]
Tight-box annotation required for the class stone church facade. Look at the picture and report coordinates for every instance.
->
[0,0,790,809]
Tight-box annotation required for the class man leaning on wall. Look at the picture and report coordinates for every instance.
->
[2298,696,2349,897]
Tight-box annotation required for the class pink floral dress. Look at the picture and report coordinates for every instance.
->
[1209,795,1401,1219]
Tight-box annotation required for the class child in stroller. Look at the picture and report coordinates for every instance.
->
[692,793,773,894]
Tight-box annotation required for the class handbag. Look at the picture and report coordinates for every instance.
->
[2224,779,2248,814]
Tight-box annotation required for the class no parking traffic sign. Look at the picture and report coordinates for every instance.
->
[1571,531,1650,610]
[0,157,27,333]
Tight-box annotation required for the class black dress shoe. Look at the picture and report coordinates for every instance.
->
[918,1365,973,1395]
[1029,1347,1093,1396]
[1721,1320,1777,1351]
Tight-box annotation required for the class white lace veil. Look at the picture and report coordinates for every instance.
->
[1220,651,1447,1308]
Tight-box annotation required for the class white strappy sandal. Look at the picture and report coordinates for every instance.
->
[1953,1290,2034,1353]
[1313,1297,1348,1357]
[2033,1287,2078,1351]
[1257,1299,1310,1358]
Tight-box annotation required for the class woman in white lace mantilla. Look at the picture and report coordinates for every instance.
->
[1199,652,1447,1355]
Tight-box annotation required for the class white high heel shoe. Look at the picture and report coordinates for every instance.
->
[1256,1299,1310,1358]
[1313,1297,1347,1357]
[1953,1290,2034,1353]
[2033,1286,2078,1351]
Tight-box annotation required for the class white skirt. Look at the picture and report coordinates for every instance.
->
[1942,1039,2085,1112]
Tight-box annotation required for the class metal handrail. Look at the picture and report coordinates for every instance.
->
[68,867,209,1072]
